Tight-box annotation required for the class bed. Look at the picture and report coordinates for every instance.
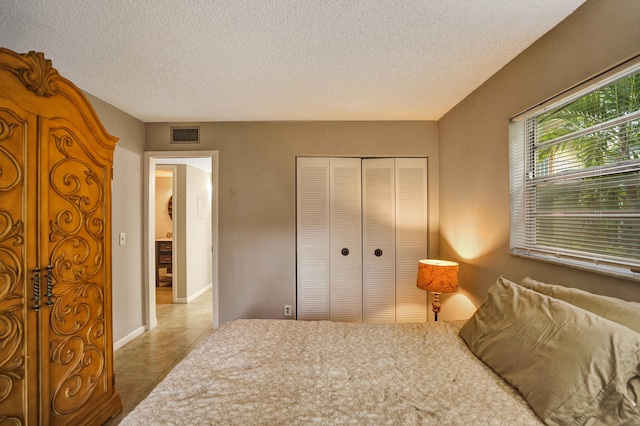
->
[121,277,640,425]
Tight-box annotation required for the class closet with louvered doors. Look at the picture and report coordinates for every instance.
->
[296,157,428,323]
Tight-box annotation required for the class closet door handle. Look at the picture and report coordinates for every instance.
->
[32,267,41,310]
[374,249,383,257]
[46,265,54,306]
[341,248,349,256]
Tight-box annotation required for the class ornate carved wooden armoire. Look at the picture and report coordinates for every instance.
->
[0,48,122,424]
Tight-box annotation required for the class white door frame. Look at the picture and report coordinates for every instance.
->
[143,150,219,330]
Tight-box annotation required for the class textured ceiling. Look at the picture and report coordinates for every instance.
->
[0,1,586,122]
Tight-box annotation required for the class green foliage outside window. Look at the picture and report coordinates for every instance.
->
[530,71,640,262]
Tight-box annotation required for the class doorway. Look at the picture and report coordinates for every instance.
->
[144,151,219,330]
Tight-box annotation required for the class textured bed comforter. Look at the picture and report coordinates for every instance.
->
[121,319,543,425]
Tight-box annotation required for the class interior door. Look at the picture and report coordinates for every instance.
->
[297,157,427,323]
[362,158,396,323]
[296,157,330,320]
[329,158,362,322]
[394,158,428,323]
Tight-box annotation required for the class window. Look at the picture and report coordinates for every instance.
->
[509,63,640,280]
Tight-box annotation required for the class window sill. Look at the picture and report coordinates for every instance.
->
[509,250,640,283]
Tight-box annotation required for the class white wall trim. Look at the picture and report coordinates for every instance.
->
[174,283,213,304]
[114,326,146,351]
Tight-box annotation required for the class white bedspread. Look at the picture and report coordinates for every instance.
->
[121,319,542,425]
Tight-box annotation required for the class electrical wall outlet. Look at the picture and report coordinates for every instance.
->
[284,304,292,317]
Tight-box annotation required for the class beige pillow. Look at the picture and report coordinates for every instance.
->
[460,277,640,426]
[521,277,640,333]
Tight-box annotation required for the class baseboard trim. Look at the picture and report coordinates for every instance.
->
[114,325,146,351]
[174,283,212,304]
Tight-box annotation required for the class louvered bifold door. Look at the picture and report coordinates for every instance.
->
[329,158,362,322]
[394,158,428,323]
[362,158,396,323]
[296,157,330,320]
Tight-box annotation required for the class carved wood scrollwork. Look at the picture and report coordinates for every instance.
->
[0,415,22,426]
[0,118,21,192]
[0,118,18,141]
[50,335,104,414]
[0,47,120,424]
[0,111,25,410]
[16,51,60,98]
[0,267,24,403]
[47,128,106,414]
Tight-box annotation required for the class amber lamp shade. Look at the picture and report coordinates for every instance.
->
[417,259,459,321]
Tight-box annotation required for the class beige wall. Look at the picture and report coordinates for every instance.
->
[438,0,640,319]
[175,165,213,300]
[146,121,439,323]
[87,0,640,339]
[85,93,147,343]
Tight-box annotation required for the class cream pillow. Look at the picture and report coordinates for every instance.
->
[521,277,640,333]
[459,277,640,426]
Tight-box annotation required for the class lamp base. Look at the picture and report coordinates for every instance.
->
[431,292,442,322]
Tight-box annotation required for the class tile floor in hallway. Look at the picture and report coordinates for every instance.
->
[104,286,214,425]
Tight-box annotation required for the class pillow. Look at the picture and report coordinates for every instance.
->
[459,277,640,426]
[521,277,640,333]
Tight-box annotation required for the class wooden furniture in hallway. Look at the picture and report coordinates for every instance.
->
[156,240,173,287]
[0,48,122,424]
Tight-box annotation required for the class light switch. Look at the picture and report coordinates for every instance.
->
[119,232,126,246]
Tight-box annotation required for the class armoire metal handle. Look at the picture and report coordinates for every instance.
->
[341,248,349,256]
[374,249,383,257]
[46,265,54,306]
[32,267,41,310]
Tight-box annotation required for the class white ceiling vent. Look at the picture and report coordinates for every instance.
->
[171,126,200,144]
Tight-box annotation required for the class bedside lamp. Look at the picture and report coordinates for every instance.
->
[417,259,459,321]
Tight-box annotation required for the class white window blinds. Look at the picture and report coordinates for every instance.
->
[509,63,640,279]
